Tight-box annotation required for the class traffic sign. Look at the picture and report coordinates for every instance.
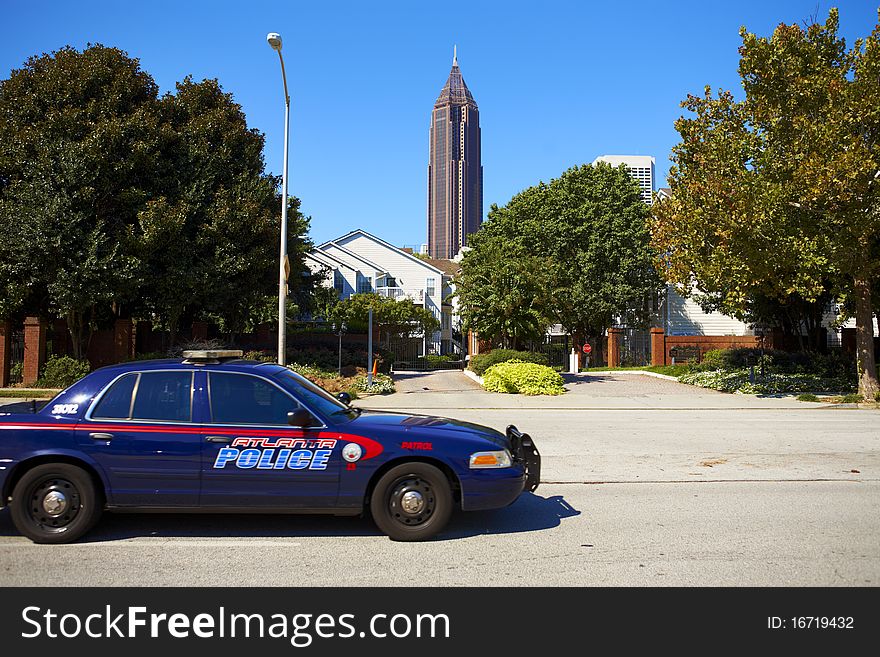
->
[582,343,592,354]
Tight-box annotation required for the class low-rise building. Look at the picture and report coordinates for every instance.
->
[306,229,461,355]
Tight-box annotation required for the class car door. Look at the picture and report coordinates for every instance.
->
[199,371,340,508]
[82,369,202,507]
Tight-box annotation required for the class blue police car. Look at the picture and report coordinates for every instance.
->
[0,351,540,543]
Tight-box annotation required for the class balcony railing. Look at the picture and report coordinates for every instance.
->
[376,286,406,299]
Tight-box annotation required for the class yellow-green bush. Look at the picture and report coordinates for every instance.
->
[482,360,565,396]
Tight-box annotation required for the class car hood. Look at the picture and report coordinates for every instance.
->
[344,411,509,448]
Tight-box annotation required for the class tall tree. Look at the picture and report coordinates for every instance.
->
[0,46,314,355]
[455,235,552,349]
[0,45,161,357]
[652,9,880,398]
[457,163,660,362]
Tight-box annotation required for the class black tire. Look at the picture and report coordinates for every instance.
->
[370,462,453,541]
[10,463,102,544]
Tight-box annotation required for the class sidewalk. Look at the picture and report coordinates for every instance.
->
[361,370,835,411]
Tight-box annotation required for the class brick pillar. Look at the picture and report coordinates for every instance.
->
[0,320,11,388]
[23,317,47,386]
[113,319,134,363]
[607,327,623,368]
[192,321,208,342]
[841,327,857,354]
[650,327,666,366]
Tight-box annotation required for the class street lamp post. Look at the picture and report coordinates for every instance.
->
[267,32,290,366]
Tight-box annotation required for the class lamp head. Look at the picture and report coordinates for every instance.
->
[267,32,283,51]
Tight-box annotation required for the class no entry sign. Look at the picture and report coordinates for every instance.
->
[582,343,592,354]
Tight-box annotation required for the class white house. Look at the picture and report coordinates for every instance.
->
[306,229,461,355]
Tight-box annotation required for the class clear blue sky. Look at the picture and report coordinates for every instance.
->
[2,1,877,248]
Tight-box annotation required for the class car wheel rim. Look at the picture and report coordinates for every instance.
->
[26,477,81,534]
[388,476,435,527]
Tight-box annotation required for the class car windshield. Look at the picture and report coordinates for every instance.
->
[275,370,358,421]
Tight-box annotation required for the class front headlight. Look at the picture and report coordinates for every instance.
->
[469,449,512,469]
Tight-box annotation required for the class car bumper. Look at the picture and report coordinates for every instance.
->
[460,428,541,511]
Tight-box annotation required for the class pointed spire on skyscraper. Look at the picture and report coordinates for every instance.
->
[435,45,476,109]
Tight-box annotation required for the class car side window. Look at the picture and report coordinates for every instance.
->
[209,373,303,425]
[91,373,138,419]
[131,371,193,422]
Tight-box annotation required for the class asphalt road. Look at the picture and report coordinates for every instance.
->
[0,371,877,586]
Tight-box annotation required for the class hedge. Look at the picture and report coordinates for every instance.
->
[469,350,548,376]
[482,360,565,396]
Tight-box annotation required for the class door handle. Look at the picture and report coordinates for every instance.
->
[89,432,114,441]
[205,435,232,444]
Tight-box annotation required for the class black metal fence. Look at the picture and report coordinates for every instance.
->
[619,327,651,367]
[387,338,465,371]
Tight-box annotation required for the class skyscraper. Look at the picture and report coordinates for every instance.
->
[427,48,482,259]
[592,155,655,204]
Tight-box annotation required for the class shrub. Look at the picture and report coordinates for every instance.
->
[839,393,863,404]
[352,373,395,394]
[796,393,819,402]
[8,361,23,385]
[243,350,276,363]
[679,369,855,394]
[482,360,565,396]
[470,350,548,376]
[35,356,91,389]
[695,348,855,380]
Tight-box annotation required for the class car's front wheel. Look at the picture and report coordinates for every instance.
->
[370,462,453,541]
[10,463,102,544]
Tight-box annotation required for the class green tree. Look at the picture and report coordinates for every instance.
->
[0,45,161,356]
[455,236,552,348]
[458,163,660,363]
[652,9,880,398]
[0,45,314,354]
[330,293,439,345]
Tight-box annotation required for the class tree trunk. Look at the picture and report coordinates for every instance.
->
[67,310,87,361]
[854,274,879,400]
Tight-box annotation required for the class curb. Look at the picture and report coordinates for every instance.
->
[580,370,680,382]
[461,369,484,385]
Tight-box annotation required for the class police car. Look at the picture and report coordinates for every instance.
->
[0,351,540,543]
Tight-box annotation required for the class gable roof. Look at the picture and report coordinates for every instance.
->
[317,240,387,274]
[321,229,445,275]
[305,250,357,271]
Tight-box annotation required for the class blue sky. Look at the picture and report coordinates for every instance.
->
[2,1,877,248]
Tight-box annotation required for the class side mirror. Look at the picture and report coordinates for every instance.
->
[336,392,351,406]
[287,408,314,427]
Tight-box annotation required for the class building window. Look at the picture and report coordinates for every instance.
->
[333,270,344,295]
[426,277,436,296]
[357,273,372,294]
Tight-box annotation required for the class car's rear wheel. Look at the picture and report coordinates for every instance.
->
[370,462,452,541]
[10,463,102,544]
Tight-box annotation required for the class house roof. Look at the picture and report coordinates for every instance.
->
[317,241,387,274]
[422,258,460,276]
[321,229,446,275]
[305,250,357,271]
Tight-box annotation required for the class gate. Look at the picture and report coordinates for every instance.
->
[387,338,465,371]
[9,329,24,384]
[619,327,651,367]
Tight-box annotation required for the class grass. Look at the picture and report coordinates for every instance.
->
[0,388,59,399]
